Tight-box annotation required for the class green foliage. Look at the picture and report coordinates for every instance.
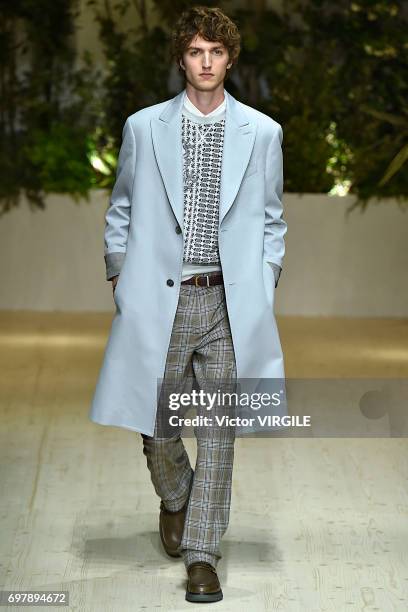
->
[0,0,105,213]
[23,123,94,197]
[0,0,407,213]
[277,0,408,210]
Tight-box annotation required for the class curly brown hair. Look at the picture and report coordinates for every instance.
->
[171,6,241,78]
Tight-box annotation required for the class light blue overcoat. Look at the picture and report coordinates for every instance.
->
[89,87,287,436]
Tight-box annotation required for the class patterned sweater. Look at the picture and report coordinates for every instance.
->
[181,105,226,265]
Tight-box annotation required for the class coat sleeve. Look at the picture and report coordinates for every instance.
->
[263,124,287,285]
[104,118,136,281]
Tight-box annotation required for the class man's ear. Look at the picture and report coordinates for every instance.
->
[179,59,185,71]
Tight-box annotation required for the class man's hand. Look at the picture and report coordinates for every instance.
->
[111,275,119,293]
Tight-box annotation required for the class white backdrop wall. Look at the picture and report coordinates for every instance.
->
[1,192,407,317]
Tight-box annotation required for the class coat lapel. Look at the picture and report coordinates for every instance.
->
[219,89,257,224]
[150,87,257,230]
[151,90,185,230]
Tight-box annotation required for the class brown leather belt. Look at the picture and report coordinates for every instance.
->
[181,273,224,287]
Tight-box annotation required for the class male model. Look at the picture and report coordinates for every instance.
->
[89,5,287,604]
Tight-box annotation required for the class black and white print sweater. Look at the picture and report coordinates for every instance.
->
[181,104,226,265]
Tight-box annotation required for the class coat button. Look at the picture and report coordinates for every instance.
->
[175,226,182,234]
[167,279,174,286]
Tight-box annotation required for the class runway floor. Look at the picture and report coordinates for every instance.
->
[0,312,407,611]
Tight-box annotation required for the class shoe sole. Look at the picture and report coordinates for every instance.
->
[185,589,223,603]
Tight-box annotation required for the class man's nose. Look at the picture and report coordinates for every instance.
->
[202,53,212,67]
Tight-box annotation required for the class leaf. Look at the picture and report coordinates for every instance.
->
[378,143,408,186]
[360,105,408,129]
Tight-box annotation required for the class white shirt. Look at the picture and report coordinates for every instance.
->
[183,90,226,118]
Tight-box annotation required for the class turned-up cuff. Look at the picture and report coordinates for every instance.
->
[105,252,126,281]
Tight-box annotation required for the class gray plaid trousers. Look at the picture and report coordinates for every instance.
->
[141,281,237,569]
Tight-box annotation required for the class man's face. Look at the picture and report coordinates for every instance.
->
[180,33,232,91]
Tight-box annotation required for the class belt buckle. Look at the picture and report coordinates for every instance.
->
[194,275,210,287]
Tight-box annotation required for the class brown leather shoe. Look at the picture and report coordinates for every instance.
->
[185,561,223,603]
[159,497,189,558]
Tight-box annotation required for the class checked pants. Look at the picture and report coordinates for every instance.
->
[141,280,237,569]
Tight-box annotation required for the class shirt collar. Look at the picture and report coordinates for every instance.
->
[183,90,226,118]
